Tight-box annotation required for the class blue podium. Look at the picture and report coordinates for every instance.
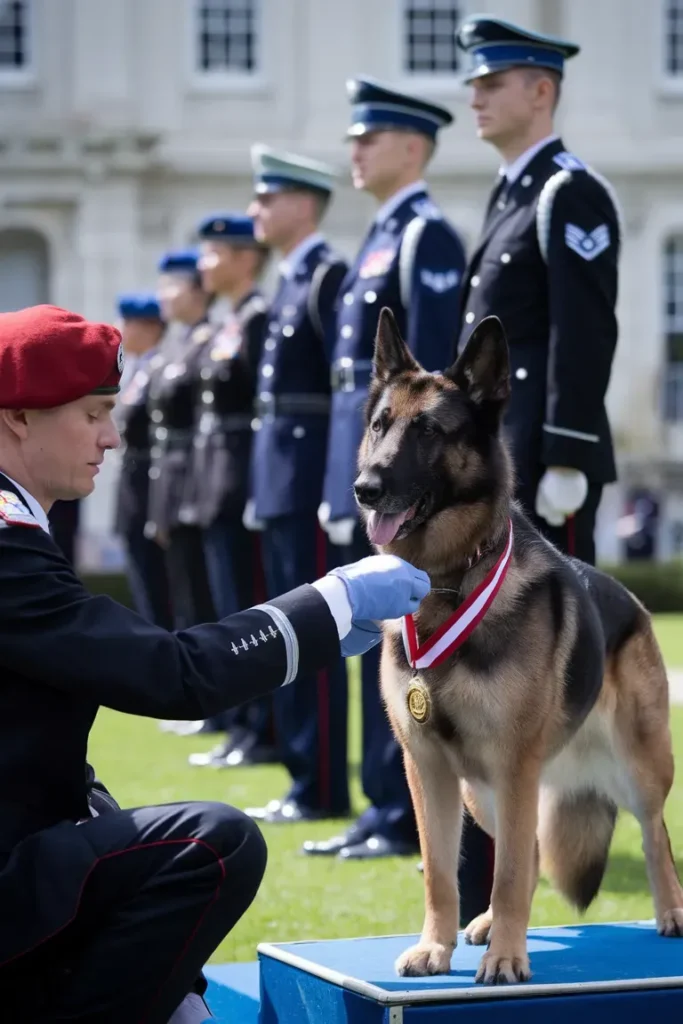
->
[246,921,683,1023]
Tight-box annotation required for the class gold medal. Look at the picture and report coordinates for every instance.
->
[407,677,431,724]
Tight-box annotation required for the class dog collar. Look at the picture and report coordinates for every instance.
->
[402,519,514,671]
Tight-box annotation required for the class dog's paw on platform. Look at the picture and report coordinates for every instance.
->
[394,940,454,976]
[475,947,532,985]
[658,908,683,937]
[464,909,493,946]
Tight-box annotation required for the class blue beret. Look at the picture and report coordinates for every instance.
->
[456,15,580,83]
[116,292,163,321]
[157,248,200,274]
[346,77,453,140]
[197,213,258,242]
[251,144,336,196]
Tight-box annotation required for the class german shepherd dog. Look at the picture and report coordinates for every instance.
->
[353,307,683,984]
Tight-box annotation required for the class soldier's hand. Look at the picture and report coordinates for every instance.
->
[242,499,265,532]
[328,555,430,623]
[340,619,382,658]
[535,468,588,527]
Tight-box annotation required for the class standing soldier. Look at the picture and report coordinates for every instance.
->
[308,78,466,861]
[113,292,173,630]
[188,213,277,770]
[243,146,350,823]
[451,15,622,923]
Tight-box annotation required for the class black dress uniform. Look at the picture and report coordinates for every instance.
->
[190,213,276,765]
[146,308,217,630]
[455,19,621,565]
[113,293,173,629]
[0,301,426,1022]
[47,499,80,565]
[246,145,350,822]
[310,79,466,860]
[0,472,341,1022]
[452,15,621,924]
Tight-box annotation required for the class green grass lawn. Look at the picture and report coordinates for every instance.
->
[88,614,683,965]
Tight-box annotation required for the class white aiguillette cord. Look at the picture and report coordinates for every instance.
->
[402,520,514,671]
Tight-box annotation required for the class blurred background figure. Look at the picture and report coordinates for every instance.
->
[242,146,350,824]
[113,292,173,630]
[187,212,277,769]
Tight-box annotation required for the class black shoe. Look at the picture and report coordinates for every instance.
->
[244,798,283,820]
[301,822,370,856]
[339,834,420,860]
[264,801,349,824]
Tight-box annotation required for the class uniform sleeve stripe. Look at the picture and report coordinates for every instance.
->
[399,215,427,309]
[253,603,299,686]
[536,169,572,262]
[543,423,599,443]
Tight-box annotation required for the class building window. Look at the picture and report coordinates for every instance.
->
[403,0,460,74]
[195,0,258,74]
[0,0,29,70]
[664,236,683,421]
[665,0,683,76]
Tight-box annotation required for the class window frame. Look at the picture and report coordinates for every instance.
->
[663,234,683,422]
[659,0,683,95]
[0,0,37,89]
[186,0,267,94]
[396,0,467,97]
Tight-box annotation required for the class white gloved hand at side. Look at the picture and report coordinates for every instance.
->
[318,502,356,547]
[242,499,265,532]
[535,468,588,527]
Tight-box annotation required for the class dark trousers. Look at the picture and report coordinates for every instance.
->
[123,528,174,631]
[460,478,605,925]
[261,514,349,814]
[339,525,418,846]
[165,525,217,630]
[202,515,274,747]
[8,802,266,1024]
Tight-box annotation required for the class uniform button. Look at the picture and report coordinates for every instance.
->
[149,466,160,480]
[269,321,279,332]
[151,409,163,423]
[202,390,214,403]
[515,367,528,380]
[262,365,274,378]
[465,312,475,324]
[341,325,353,338]
[200,367,212,380]
[500,252,511,263]
[343,293,354,305]
[283,305,296,317]
[521,174,533,187]
[471,275,480,287]
[251,418,262,431]
[497,199,506,210]
[282,325,295,337]
[364,290,377,303]
[265,338,276,352]
[292,426,306,439]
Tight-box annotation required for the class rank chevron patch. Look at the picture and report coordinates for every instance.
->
[564,223,611,261]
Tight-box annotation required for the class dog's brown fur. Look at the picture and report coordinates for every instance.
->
[354,308,683,984]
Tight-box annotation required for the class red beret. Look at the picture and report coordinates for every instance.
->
[0,304,124,409]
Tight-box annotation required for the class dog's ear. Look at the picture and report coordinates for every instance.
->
[445,316,511,407]
[373,307,420,381]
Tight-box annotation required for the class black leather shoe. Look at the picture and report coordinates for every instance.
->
[244,798,283,820]
[301,822,369,856]
[264,801,349,824]
[339,834,420,860]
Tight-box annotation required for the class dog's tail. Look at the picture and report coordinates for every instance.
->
[539,791,617,911]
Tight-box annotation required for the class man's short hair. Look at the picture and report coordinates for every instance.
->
[523,67,562,111]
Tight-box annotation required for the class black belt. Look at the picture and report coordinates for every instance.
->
[330,358,374,393]
[254,393,330,418]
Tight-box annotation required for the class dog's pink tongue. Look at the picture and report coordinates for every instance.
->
[367,509,410,545]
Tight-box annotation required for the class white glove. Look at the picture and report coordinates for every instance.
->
[242,499,265,532]
[535,468,588,527]
[318,502,356,547]
[326,518,356,547]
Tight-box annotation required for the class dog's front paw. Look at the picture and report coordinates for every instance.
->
[475,947,531,985]
[464,909,493,946]
[395,941,454,977]
[658,908,683,937]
